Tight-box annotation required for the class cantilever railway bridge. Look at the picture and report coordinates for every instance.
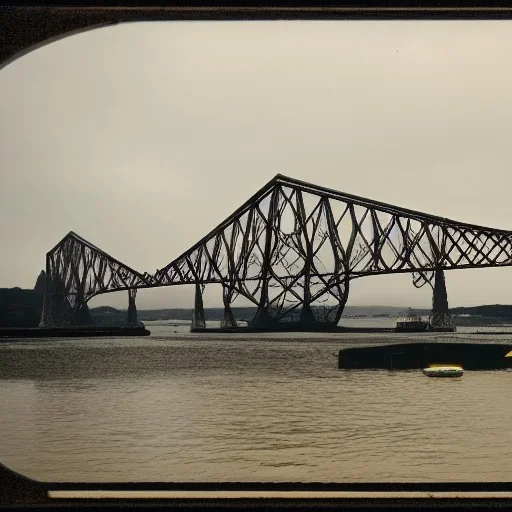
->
[39,175,512,329]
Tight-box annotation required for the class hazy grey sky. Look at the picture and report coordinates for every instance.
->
[1,20,512,309]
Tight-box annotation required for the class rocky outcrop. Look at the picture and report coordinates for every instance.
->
[33,270,46,295]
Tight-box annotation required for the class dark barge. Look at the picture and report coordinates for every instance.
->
[395,309,429,333]
[339,342,512,370]
[190,325,396,334]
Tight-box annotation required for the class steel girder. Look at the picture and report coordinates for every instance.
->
[41,175,512,327]
[39,232,154,327]
[154,175,512,326]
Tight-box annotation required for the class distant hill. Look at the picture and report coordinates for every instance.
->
[89,305,424,324]
[93,306,121,314]
[91,307,254,324]
[89,304,512,328]
[451,304,512,319]
[90,304,512,326]
[343,306,429,317]
[0,287,43,327]
[3,286,512,327]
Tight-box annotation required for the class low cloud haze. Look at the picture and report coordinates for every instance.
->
[1,20,512,309]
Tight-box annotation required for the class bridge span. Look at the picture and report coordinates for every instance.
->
[39,175,512,330]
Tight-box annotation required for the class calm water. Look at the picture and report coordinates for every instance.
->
[1,320,512,483]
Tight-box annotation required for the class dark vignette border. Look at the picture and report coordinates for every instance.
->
[3,3,512,70]
[2,3,512,511]
[5,460,512,510]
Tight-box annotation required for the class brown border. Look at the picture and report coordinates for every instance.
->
[2,4,512,511]
[2,5,512,70]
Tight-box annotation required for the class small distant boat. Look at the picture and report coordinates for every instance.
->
[395,308,429,332]
[422,364,463,378]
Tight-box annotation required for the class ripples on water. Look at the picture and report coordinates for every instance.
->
[1,322,512,482]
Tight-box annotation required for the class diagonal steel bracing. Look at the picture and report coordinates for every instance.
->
[39,232,154,327]
[41,175,512,328]
[154,175,512,327]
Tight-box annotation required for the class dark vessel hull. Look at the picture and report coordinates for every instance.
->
[190,326,396,334]
[395,321,429,333]
[339,342,512,370]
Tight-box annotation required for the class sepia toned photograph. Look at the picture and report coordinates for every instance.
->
[1,6,512,508]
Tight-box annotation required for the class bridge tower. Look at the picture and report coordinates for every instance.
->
[221,285,237,329]
[192,283,206,329]
[430,268,455,330]
[127,288,138,326]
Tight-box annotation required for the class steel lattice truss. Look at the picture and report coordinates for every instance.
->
[40,232,154,326]
[41,175,512,327]
[154,175,512,327]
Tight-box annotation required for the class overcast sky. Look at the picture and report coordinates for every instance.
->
[1,20,512,310]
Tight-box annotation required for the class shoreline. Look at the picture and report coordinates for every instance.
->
[0,326,150,339]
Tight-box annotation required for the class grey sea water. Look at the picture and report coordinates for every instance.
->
[1,320,512,483]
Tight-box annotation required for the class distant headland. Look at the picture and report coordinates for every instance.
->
[1,272,511,328]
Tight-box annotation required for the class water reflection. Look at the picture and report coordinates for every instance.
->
[1,326,512,482]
